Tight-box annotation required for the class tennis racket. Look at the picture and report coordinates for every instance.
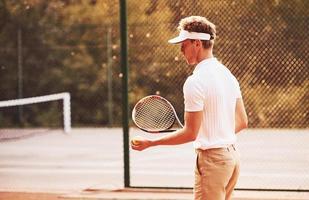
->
[132,95,183,133]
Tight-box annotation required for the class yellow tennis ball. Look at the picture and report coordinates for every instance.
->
[132,139,140,145]
[132,136,142,145]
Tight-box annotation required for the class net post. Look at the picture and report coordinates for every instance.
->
[17,28,24,125]
[63,93,71,133]
[119,0,130,188]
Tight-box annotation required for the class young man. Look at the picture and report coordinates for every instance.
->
[131,16,248,200]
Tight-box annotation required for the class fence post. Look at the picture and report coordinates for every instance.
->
[107,27,114,126]
[17,27,23,124]
[119,0,130,187]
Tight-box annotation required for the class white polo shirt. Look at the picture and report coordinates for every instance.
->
[183,57,242,150]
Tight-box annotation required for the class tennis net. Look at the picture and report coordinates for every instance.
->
[0,93,71,140]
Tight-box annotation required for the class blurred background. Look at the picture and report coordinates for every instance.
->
[0,0,308,192]
[0,0,308,128]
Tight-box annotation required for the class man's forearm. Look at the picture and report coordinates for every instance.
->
[151,128,196,146]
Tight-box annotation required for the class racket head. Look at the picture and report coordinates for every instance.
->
[132,95,177,133]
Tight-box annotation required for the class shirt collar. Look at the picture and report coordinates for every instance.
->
[193,57,217,74]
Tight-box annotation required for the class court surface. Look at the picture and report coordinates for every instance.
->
[0,128,308,193]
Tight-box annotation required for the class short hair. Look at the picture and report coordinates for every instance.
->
[177,16,216,49]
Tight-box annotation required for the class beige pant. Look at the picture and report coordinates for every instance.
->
[194,145,240,200]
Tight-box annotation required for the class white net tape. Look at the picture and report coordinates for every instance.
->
[0,93,71,133]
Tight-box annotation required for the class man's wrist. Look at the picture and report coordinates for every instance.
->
[149,139,159,147]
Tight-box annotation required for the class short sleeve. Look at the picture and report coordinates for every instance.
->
[232,76,242,98]
[183,77,204,112]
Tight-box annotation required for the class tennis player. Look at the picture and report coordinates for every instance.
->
[131,16,248,200]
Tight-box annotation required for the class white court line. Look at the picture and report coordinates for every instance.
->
[0,162,123,169]
[2,168,308,179]
[241,172,309,178]
[0,168,122,173]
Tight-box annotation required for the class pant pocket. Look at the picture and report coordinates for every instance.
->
[195,152,202,176]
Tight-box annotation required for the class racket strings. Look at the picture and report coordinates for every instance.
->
[134,97,175,132]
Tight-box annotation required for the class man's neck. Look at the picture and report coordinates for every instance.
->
[197,48,213,63]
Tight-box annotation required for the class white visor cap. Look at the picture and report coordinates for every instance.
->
[168,30,211,44]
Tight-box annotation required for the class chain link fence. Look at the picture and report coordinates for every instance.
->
[0,0,308,191]
[0,0,308,128]
[128,0,308,128]
[127,0,309,190]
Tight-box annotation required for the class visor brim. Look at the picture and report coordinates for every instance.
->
[168,36,186,44]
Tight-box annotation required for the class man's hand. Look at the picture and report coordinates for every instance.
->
[131,137,152,151]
